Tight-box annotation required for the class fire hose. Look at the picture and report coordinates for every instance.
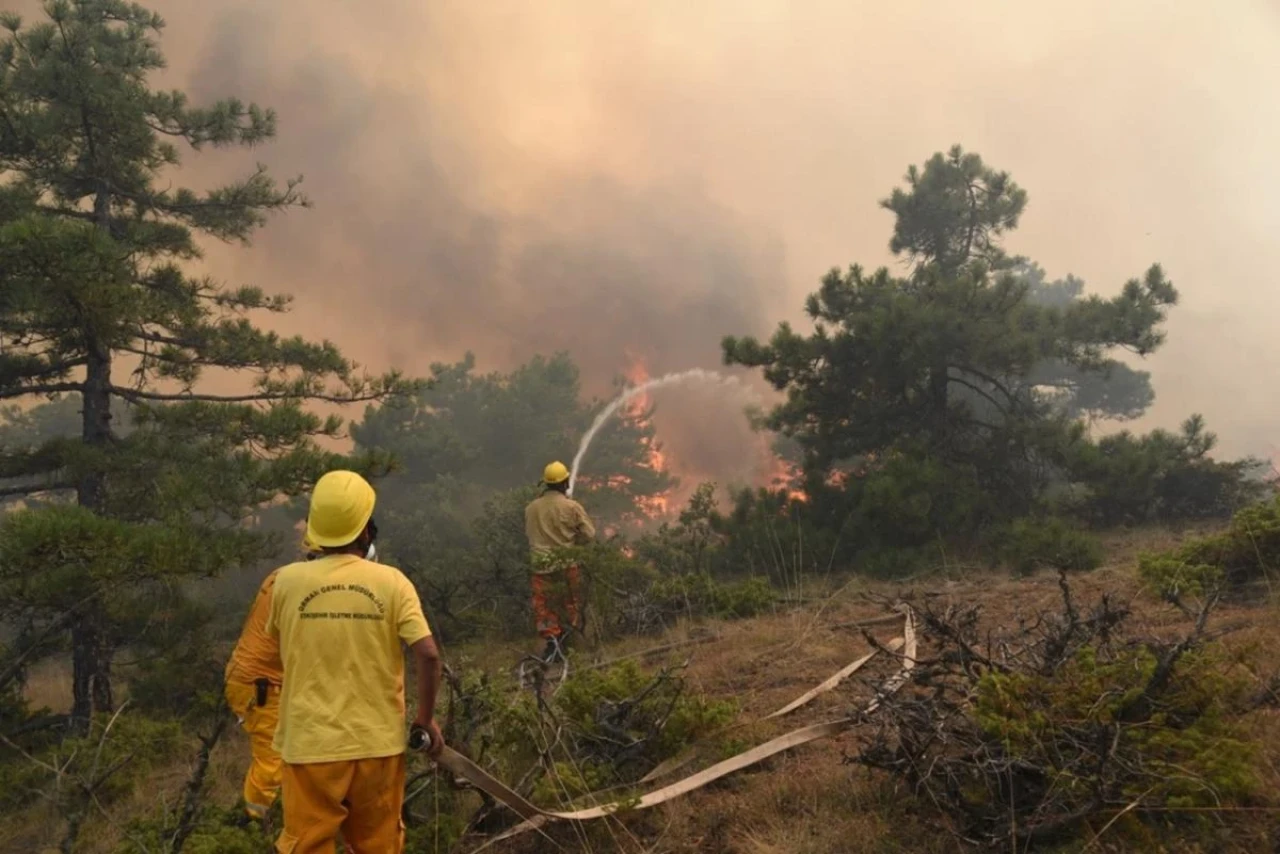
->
[409,608,917,847]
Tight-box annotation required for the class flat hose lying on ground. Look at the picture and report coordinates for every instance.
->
[635,631,907,785]
[438,608,917,849]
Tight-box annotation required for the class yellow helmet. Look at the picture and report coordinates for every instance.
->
[306,470,376,548]
[543,461,570,485]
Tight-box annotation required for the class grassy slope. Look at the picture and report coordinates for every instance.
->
[6,525,1279,853]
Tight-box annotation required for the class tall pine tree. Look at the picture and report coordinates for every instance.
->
[0,0,411,728]
[724,146,1178,517]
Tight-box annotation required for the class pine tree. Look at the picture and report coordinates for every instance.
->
[0,0,412,728]
[723,146,1178,516]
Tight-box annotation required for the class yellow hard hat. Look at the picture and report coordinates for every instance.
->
[306,470,376,548]
[543,461,570,485]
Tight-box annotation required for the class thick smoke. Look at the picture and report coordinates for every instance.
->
[17,0,1280,479]
[162,0,786,488]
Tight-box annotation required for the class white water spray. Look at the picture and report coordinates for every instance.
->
[567,369,755,497]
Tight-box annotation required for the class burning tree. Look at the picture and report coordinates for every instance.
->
[621,355,675,518]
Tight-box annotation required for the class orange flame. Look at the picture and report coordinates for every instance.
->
[764,444,808,503]
[624,353,672,519]
[615,353,830,518]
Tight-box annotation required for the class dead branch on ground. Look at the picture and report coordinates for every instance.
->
[854,572,1255,851]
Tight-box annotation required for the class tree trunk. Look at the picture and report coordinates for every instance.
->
[82,188,114,509]
[71,214,116,727]
[70,616,112,727]
[930,362,950,443]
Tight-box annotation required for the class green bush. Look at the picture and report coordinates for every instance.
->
[118,805,274,854]
[4,710,187,849]
[710,486,845,582]
[419,657,736,840]
[996,516,1103,575]
[1138,495,1280,596]
[1137,555,1224,602]
[859,581,1261,850]
[554,659,737,765]
[1065,415,1269,527]
[975,645,1256,839]
[648,573,774,621]
[854,545,935,580]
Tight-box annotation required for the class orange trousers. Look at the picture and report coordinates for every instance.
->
[224,679,282,818]
[531,565,582,639]
[275,754,406,854]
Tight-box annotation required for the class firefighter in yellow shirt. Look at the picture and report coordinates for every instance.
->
[224,535,320,820]
[524,461,596,662]
[267,471,443,854]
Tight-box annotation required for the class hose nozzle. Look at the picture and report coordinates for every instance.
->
[408,724,433,752]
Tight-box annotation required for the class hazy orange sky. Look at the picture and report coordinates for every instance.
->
[22,0,1280,477]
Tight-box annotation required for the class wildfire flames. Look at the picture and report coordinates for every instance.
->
[612,353,810,521]
[623,356,672,519]
[765,450,808,503]
[591,354,895,523]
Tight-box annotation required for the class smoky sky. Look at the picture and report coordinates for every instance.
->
[16,0,1280,476]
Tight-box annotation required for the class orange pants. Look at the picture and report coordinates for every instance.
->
[531,565,582,639]
[224,679,282,817]
[276,754,406,854]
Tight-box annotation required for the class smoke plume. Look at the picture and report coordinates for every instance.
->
[17,0,1280,483]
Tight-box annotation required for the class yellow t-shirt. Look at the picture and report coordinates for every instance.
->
[224,569,284,686]
[266,554,431,764]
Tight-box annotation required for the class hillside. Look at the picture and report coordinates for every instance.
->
[462,528,1280,854]
[6,525,1278,854]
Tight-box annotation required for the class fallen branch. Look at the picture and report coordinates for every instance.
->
[169,711,231,854]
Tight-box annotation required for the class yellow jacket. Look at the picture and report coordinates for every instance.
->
[225,569,284,686]
[525,490,595,560]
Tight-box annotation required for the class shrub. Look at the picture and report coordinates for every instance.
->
[974,646,1255,814]
[858,576,1260,850]
[996,516,1104,575]
[406,657,737,845]
[1137,495,1280,596]
[1066,415,1269,527]
[118,805,274,854]
[553,659,737,769]
[2,710,187,851]
[648,573,774,621]
[710,486,844,583]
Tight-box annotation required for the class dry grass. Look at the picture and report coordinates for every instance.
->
[23,657,73,713]
[476,543,1280,853]
[7,525,1280,853]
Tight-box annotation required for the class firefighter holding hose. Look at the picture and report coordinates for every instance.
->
[268,470,443,853]
[524,461,596,663]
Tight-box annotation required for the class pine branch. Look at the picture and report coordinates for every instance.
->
[949,364,1018,403]
[0,596,96,695]
[109,385,391,406]
[0,382,84,399]
[946,374,1010,417]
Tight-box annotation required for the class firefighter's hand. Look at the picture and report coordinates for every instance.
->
[415,716,444,758]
